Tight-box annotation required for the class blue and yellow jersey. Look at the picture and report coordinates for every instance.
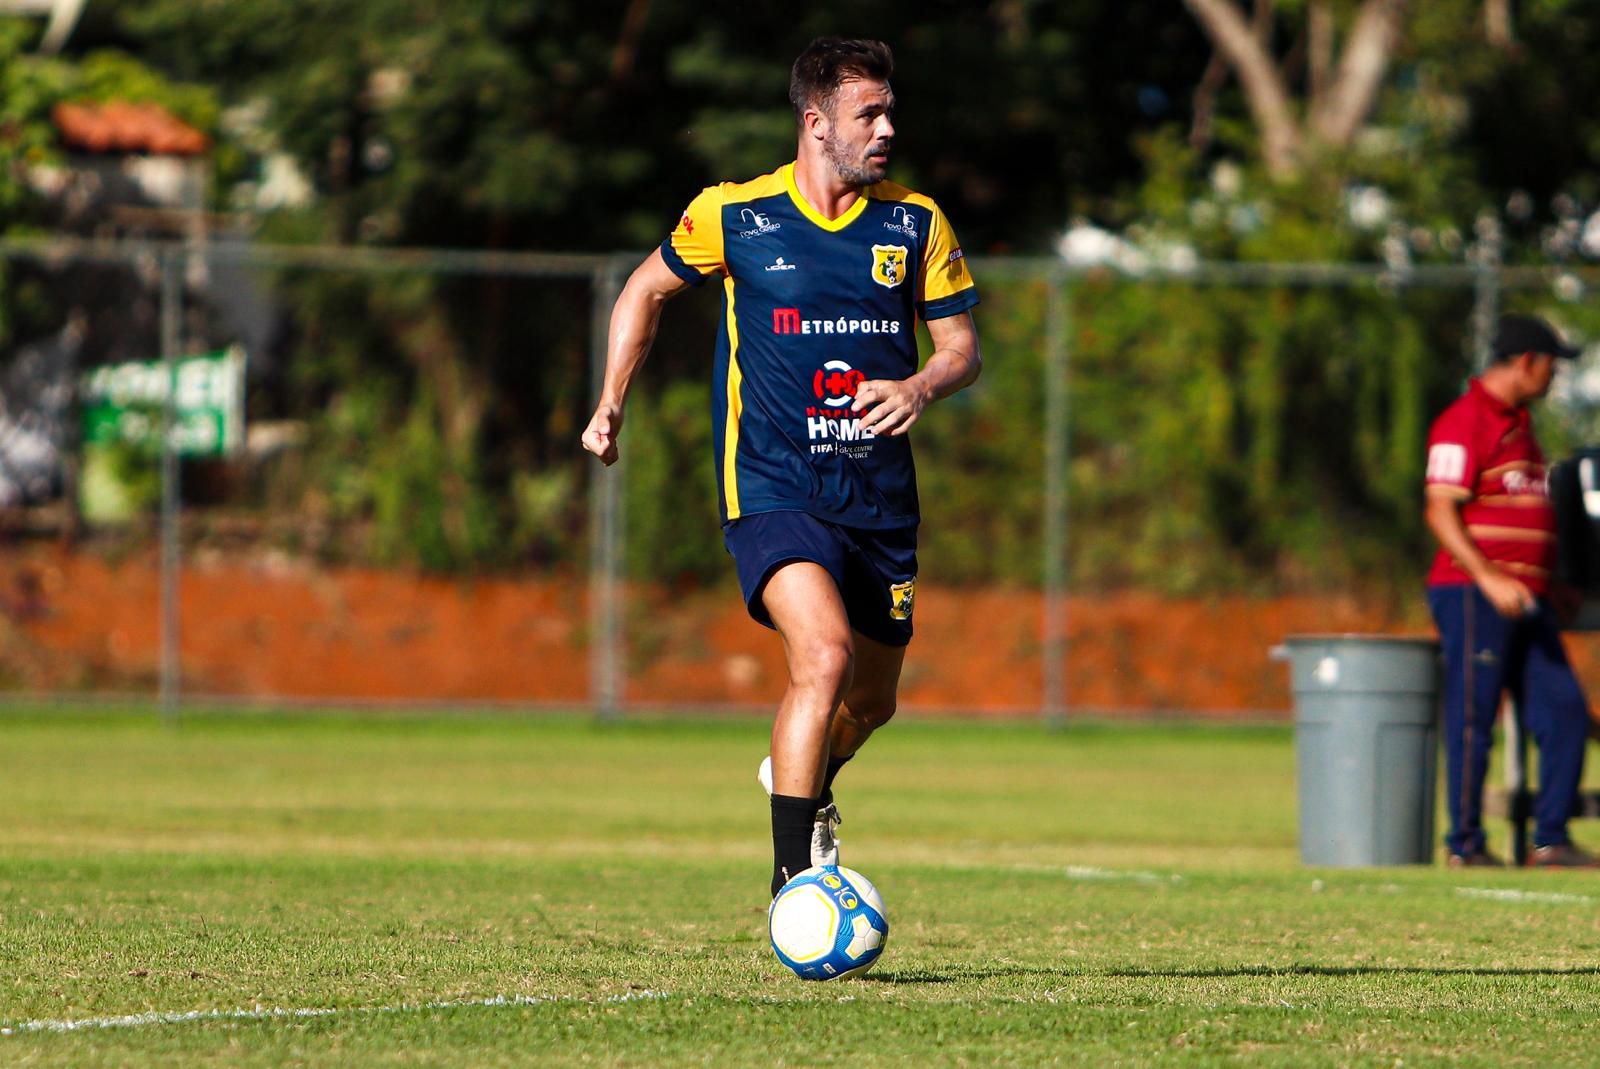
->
[659,162,979,529]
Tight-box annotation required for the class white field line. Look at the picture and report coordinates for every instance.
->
[1004,863,1183,885]
[0,990,669,1037]
[1456,886,1595,906]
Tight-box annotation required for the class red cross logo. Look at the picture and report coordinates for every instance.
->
[813,362,864,404]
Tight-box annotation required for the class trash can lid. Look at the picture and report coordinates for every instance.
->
[1281,633,1437,644]
[1271,634,1438,662]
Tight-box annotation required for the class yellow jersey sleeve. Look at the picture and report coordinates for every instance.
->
[659,185,727,285]
[920,202,978,319]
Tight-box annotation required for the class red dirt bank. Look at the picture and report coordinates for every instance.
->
[10,547,1599,718]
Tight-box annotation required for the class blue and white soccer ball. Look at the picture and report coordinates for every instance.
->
[768,865,889,980]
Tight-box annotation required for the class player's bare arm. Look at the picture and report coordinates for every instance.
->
[580,249,692,466]
[851,311,981,437]
[1423,487,1535,617]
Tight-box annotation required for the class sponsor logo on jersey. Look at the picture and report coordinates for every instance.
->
[883,205,918,238]
[871,244,909,289]
[772,308,903,336]
[765,256,797,272]
[813,360,865,406]
[1503,469,1550,497]
[736,207,782,238]
[678,212,694,235]
[948,248,964,263]
[804,359,878,457]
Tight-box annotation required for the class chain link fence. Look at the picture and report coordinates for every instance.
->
[3,237,1599,718]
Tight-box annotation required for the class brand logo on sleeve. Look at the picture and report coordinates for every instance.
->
[1426,443,1467,484]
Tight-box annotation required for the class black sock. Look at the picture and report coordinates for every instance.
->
[771,793,819,897]
[819,754,853,808]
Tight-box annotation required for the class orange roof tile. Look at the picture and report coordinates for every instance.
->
[53,100,209,157]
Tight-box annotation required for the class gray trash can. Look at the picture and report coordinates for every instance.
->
[1278,635,1440,866]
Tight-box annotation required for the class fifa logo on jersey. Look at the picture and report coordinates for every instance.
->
[737,208,782,238]
[883,205,918,237]
[871,245,909,289]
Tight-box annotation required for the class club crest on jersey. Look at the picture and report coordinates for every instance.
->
[889,579,916,620]
[871,244,909,289]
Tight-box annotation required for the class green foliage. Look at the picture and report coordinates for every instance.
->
[366,394,501,572]
[276,275,512,572]
[914,279,1051,584]
[621,378,723,584]
[1060,277,1466,592]
[0,24,72,233]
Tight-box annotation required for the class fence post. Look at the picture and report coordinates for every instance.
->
[158,247,182,722]
[588,257,626,721]
[1042,266,1070,728]
[1470,211,1502,373]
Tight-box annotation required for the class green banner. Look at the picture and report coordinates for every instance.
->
[80,347,245,458]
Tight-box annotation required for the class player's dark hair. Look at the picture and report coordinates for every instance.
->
[789,38,894,124]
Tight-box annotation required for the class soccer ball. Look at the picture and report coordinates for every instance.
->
[768,865,889,980]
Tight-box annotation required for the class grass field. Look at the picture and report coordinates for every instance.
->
[2,709,1599,1067]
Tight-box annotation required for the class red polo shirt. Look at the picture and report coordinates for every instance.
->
[1424,378,1557,592]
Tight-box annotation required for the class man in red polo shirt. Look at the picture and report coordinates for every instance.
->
[1425,313,1595,867]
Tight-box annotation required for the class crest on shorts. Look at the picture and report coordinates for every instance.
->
[889,578,916,620]
[870,245,909,289]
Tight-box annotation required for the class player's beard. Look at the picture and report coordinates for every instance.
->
[824,130,889,188]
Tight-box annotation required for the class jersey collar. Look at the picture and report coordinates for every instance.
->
[783,162,871,232]
[1469,376,1524,420]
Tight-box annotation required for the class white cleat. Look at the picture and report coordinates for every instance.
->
[757,755,843,868]
[810,802,841,868]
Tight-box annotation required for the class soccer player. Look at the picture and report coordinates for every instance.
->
[581,37,982,896]
[1424,313,1596,868]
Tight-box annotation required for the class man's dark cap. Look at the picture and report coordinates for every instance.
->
[1494,314,1581,361]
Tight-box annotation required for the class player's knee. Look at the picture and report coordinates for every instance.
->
[845,692,896,731]
[793,639,854,696]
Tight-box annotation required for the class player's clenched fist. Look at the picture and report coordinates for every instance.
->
[582,403,624,466]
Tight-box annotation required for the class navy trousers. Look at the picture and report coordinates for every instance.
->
[1427,583,1590,856]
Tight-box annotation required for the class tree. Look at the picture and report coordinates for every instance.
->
[1183,0,1407,180]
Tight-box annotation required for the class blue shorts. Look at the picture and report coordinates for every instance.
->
[722,511,918,647]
